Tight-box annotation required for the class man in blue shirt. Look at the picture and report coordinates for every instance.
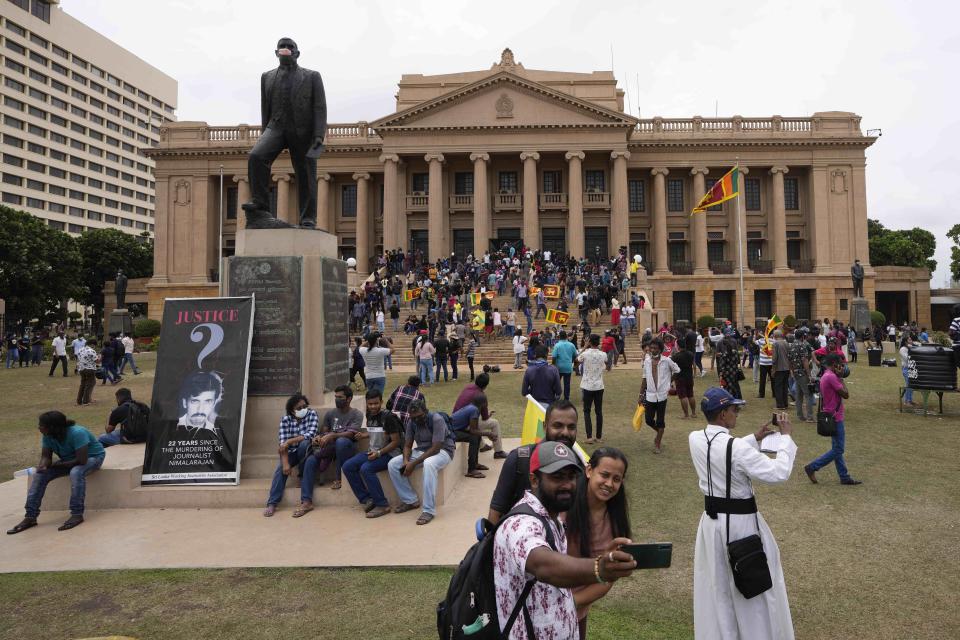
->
[449,394,496,478]
[551,331,578,400]
[7,411,106,534]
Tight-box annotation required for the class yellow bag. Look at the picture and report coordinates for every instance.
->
[632,403,645,432]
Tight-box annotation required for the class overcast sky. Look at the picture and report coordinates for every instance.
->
[62,0,958,286]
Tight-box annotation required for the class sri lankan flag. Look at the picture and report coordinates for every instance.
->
[545,309,570,325]
[469,292,482,305]
[403,287,422,302]
[762,314,782,357]
[471,309,486,331]
[543,284,560,299]
[529,286,541,297]
[521,395,589,463]
[692,165,739,214]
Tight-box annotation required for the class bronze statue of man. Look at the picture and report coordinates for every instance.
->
[851,258,865,298]
[115,270,128,309]
[242,37,327,229]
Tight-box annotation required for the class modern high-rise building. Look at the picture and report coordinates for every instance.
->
[0,0,177,237]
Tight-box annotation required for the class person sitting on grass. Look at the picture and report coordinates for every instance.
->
[343,388,404,519]
[263,393,318,518]
[7,411,106,534]
[449,393,498,479]
[564,447,633,639]
[387,398,455,526]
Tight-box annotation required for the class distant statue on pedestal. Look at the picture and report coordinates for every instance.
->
[851,259,865,298]
[241,37,327,229]
[115,270,128,309]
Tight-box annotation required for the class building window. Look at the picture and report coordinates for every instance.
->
[542,170,562,194]
[667,178,684,212]
[454,172,474,195]
[628,179,645,212]
[226,186,237,220]
[68,223,84,233]
[4,39,26,56]
[787,239,802,263]
[747,239,764,264]
[411,172,428,194]
[708,241,725,264]
[31,0,51,22]
[784,177,799,210]
[585,170,605,192]
[48,219,65,230]
[26,196,43,208]
[2,192,23,205]
[754,290,773,319]
[2,174,23,186]
[745,178,761,210]
[673,291,694,324]
[339,237,356,261]
[341,184,357,217]
[668,241,686,266]
[839,298,848,311]
[498,171,518,193]
[714,290,734,320]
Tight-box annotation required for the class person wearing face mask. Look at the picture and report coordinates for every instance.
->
[487,399,579,526]
[492,441,637,639]
[564,447,632,639]
[263,393,319,517]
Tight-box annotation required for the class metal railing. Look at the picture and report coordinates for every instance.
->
[709,260,734,274]
[789,259,814,273]
[749,259,774,274]
[670,261,694,275]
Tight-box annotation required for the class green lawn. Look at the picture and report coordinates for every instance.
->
[1,355,958,639]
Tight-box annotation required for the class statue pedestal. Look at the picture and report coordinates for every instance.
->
[225,228,349,478]
[849,297,871,333]
[108,309,133,335]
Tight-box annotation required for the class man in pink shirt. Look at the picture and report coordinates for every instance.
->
[804,354,862,485]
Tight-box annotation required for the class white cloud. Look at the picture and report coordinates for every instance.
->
[60,0,960,286]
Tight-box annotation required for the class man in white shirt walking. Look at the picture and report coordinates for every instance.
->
[688,387,796,640]
[118,334,141,376]
[577,334,608,443]
[637,337,680,454]
[48,331,69,377]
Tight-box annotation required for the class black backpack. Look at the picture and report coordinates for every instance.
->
[436,503,557,639]
[122,400,150,443]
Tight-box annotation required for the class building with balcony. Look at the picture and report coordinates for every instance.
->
[144,48,930,327]
[0,0,176,237]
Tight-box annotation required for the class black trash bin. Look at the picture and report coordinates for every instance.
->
[908,344,958,391]
[867,348,882,367]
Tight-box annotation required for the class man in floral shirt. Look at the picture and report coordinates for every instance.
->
[493,441,636,639]
[76,338,99,406]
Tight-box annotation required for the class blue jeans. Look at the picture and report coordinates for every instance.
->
[418,359,434,385]
[98,430,125,447]
[266,439,310,506]
[435,355,449,382]
[104,360,120,383]
[5,348,19,368]
[301,437,356,501]
[449,352,459,379]
[25,455,105,518]
[385,354,392,369]
[559,372,572,400]
[342,451,392,507]
[902,368,913,403]
[367,376,386,397]
[387,448,452,515]
[119,353,140,374]
[808,419,850,481]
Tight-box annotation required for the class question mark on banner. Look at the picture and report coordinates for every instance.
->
[190,323,224,369]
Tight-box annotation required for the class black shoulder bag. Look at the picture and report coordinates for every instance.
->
[705,432,773,599]
[816,392,838,437]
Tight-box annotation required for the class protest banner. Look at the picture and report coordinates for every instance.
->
[545,308,571,325]
[141,297,254,486]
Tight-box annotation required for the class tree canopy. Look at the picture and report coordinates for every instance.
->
[868,219,937,276]
[947,223,960,284]
[75,228,153,317]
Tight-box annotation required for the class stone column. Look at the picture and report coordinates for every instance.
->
[425,153,445,261]
[565,151,585,258]
[520,151,541,250]
[471,152,491,258]
[769,166,790,273]
[354,172,371,275]
[152,176,170,283]
[380,154,400,251]
[734,166,751,274]
[232,175,249,232]
[611,151,631,256]
[810,166,831,273]
[272,173,292,225]
[396,161,407,252]
[651,167,670,275]
[690,166,710,275]
[316,173,332,232]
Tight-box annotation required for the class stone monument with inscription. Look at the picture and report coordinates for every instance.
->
[224,228,349,477]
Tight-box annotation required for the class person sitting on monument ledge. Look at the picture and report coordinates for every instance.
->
[342,388,403,519]
[293,385,363,517]
[387,398,456,526]
[97,387,150,447]
[263,393,319,518]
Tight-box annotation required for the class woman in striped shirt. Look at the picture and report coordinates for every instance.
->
[466,331,481,381]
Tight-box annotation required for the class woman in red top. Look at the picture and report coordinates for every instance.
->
[601,331,616,371]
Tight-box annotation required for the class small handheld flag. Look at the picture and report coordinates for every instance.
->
[692,165,739,214]
[403,287,422,302]
[545,309,570,325]
[543,284,560,300]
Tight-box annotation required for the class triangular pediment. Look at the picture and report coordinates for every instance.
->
[371,72,637,132]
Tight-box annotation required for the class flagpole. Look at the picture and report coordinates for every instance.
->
[735,158,745,329]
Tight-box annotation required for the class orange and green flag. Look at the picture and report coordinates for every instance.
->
[469,292,482,305]
[692,165,739,214]
[403,287,422,302]
[543,284,560,299]
[545,309,570,325]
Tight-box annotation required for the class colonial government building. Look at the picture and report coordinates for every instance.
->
[145,49,930,327]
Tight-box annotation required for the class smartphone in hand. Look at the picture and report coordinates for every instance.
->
[620,543,672,569]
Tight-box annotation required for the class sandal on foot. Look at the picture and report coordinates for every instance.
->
[292,503,314,518]
[58,515,84,531]
[416,512,435,525]
[263,505,277,517]
[475,464,489,471]
[6,518,37,535]
[394,501,420,514]
[465,471,486,479]
[330,480,342,490]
